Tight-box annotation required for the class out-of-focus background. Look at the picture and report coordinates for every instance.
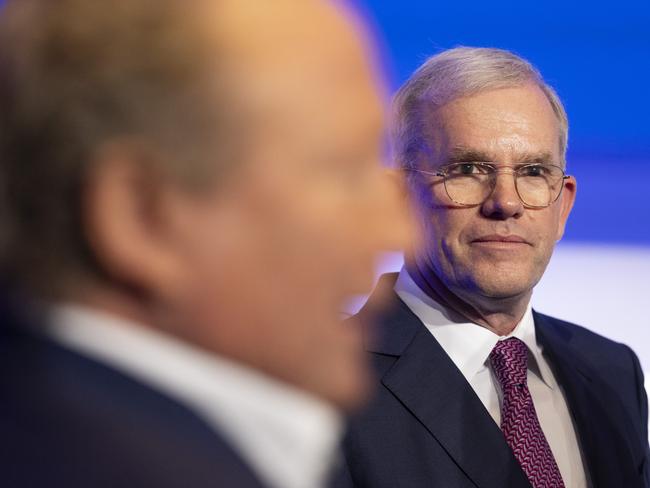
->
[348,0,650,378]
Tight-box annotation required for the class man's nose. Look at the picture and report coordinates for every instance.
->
[480,168,524,219]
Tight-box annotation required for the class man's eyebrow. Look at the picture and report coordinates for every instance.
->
[446,147,494,163]
[445,147,556,165]
[515,152,555,165]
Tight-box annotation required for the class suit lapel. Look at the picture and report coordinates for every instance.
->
[535,312,646,488]
[360,275,531,488]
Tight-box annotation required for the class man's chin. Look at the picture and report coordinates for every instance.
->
[460,265,539,299]
[471,280,535,301]
[318,359,374,412]
[317,332,374,412]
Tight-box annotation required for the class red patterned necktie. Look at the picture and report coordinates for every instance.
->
[490,337,565,488]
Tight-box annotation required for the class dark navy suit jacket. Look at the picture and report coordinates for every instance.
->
[336,274,649,488]
[0,298,267,488]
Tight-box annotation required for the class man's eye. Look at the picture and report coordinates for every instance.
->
[448,163,489,176]
[459,163,476,175]
[520,165,546,177]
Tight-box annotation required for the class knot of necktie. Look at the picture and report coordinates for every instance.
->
[490,337,528,388]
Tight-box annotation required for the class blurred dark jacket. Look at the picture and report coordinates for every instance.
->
[0,294,267,488]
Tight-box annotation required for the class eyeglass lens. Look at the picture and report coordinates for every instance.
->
[443,163,565,207]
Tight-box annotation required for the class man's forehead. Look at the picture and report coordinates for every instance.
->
[419,86,562,164]
[206,0,384,143]
[213,0,362,62]
[422,85,557,126]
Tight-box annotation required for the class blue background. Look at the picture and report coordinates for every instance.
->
[354,0,650,245]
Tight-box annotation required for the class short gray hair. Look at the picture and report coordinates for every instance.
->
[392,47,568,169]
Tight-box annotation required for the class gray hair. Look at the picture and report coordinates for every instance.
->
[392,46,568,169]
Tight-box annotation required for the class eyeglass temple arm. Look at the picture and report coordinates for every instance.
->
[405,168,446,177]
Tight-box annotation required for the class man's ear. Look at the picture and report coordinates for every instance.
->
[555,175,577,241]
[382,166,421,252]
[82,142,187,296]
[384,167,409,200]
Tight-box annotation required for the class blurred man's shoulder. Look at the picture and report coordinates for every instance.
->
[0,311,266,488]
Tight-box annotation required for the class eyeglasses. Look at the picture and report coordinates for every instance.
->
[406,162,570,208]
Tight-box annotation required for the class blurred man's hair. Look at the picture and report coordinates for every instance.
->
[392,46,568,170]
[0,0,238,293]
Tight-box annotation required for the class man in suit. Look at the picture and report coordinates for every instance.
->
[337,47,650,488]
[0,0,412,487]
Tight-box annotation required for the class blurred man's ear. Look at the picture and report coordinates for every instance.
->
[381,167,420,252]
[82,142,188,297]
[384,167,409,200]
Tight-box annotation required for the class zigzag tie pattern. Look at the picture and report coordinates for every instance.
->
[490,338,565,488]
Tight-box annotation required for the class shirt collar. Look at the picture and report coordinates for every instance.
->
[394,268,555,389]
[47,304,343,488]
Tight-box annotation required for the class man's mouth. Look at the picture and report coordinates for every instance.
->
[471,234,532,248]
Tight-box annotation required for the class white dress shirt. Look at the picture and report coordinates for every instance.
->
[47,304,343,488]
[394,268,589,488]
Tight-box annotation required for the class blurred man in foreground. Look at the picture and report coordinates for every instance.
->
[337,47,649,488]
[0,1,411,487]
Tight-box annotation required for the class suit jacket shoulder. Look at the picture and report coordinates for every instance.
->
[535,310,642,367]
